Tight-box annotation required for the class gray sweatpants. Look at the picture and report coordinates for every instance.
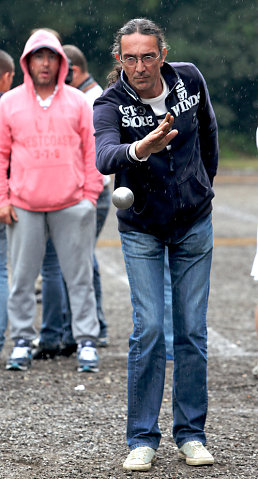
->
[7,199,100,343]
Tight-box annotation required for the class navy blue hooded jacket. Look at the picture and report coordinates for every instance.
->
[93,61,218,241]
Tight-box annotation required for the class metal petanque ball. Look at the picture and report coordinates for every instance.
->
[112,187,134,209]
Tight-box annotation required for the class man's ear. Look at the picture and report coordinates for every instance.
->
[0,72,13,92]
[3,71,10,82]
[160,48,167,66]
[115,53,121,64]
[72,65,80,79]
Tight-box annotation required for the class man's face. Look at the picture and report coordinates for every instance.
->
[116,32,167,99]
[28,48,60,88]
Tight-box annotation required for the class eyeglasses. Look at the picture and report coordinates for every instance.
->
[120,54,160,67]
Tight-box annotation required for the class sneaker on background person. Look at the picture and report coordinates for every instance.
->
[77,339,99,373]
[96,328,109,347]
[59,342,77,357]
[32,341,60,360]
[6,339,32,371]
[32,335,77,358]
[32,337,40,349]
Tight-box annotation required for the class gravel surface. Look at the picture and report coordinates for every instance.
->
[0,173,257,478]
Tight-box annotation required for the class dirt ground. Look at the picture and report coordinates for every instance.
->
[0,172,257,479]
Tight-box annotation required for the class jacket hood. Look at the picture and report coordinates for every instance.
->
[20,29,68,88]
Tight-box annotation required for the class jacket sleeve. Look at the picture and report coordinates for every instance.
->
[0,100,11,207]
[80,99,103,205]
[93,98,132,175]
[196,66,219,186]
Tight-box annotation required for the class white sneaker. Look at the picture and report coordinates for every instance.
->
[32,337,40,349]
[77,340,99,372]
[178,441,214,466]
[252,363,258,377]
[6,339,32,371]
[123,446,156,471]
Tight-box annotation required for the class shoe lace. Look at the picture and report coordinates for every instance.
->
[11,346,30,359]
[79,346,97,361]
[188,441,204,452]
[130,447,151,460]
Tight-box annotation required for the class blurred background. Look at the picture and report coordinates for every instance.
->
[0,0,257,159]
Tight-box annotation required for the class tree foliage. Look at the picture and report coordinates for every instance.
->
[0,0,257,153]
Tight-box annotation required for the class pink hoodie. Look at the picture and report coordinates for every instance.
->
[0,30,103,211]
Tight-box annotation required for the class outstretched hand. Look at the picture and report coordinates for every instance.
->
[0,205,18,225]
[135,112,178,158]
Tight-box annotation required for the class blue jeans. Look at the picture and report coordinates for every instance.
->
[40,185,111,344]
[40,238,69,346]
[164,247,173,358]
[94,185,111,335]
[0,223,8,352]
[120,213,213,450]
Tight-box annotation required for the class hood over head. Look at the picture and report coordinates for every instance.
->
[31,45,59,55]
[20,29,68,88]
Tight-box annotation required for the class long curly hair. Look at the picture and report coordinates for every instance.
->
[107,18,167,86]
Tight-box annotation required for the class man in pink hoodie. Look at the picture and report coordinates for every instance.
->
[0,29,103,372]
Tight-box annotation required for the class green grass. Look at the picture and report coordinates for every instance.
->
[219,155,258,171]
[218,133,258,168]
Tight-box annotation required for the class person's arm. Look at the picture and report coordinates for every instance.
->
[196,66,218,186]
[93,99,133,175]
[93,98,177,175]
[0,205,18,224]
[80,100,103,205]
[0,99,16,222]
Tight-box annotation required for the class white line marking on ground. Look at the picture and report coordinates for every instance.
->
[215,205,257,224]
[102,263,129,286]
[207,327,246,356]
